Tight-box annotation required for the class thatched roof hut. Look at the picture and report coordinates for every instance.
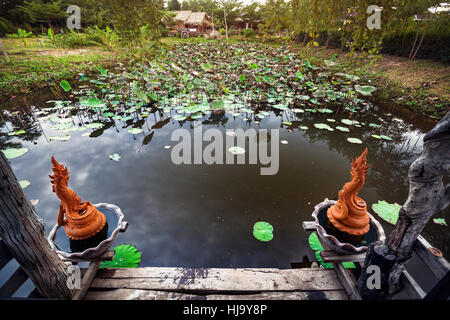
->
[170,11,214,33]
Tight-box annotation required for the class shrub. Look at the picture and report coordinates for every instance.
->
[6,28,33,47]
[240,28,255,37]
[219,28,226,35]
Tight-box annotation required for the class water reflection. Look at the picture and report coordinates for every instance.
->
[0,90,448,280]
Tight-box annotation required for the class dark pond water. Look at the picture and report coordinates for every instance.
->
[0,88,448,297]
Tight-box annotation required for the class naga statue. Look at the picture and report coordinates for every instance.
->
[327,148,370,236]
[49,156,107,247]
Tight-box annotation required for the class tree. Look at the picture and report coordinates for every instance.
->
[104,0,164,45]
[218,0,241,39]
[13,0,65,31]
[168,0,181,10]
[241,2,261,29]
[261,0,290,35]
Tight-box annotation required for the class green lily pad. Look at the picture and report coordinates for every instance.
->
[2,147,29,159]
[336,126,350,132]
[308,233,355,269]
[19,180,30,188]
[109,153,121,161]
[253,221,274,242]
[347,137,363,144]
[85,122,103,129]
[317,108,333,114]
[173,115,187,121]
[128,128,143,134]
[100,244,141,268]
[380,135,393,141]
[341,119,359,126]
[355,85,376,96]
[272,104,289,110]
[60,80,71,92]
[98,66,108,76]
[372,200,401,225]
[7,130,26,136]
[433,218,447,227]
[314,123,334,131]
[200,62,213,71]
[49,135,71,141]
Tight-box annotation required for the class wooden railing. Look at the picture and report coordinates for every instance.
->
[302,221,450,300]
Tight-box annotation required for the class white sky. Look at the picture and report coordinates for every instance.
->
[241,0,266,5]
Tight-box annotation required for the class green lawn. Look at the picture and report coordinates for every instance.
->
[0,37,118,98]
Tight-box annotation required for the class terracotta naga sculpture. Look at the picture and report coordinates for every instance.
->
[327,148,370,236]
[49,156,106,241]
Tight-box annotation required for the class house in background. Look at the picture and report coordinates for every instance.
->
[169,11,214,35]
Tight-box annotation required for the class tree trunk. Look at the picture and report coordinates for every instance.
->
[223,8,229,40]
[409,29,420,60]
[325,32,330,48]
[0,152,73,299]
[302,33,308,46]
[411,21,431,61]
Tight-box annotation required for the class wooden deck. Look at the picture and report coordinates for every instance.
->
[83,267,348,300]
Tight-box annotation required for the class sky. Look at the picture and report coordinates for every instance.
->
[241,0,266,5]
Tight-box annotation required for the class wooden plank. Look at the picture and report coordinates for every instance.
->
[0,267,29,298]
[28,287,42,299]
[320,250,366,263]
[85,289,348,300]
[401,270,426,299]
[302,221,315,231]
[73,261,102,300]
[91,267,344,292]
[332,263,362,300]
[0,240,13,270]
[66,250,115,263]
[414,235,450,279]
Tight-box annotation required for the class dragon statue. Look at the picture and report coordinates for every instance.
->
[49,156,106,241]
[327,148,371,236]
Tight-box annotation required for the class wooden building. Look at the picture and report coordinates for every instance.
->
[171,11,214,34]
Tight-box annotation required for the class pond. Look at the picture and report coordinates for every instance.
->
[0,42,448,295]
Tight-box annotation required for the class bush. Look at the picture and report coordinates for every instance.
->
[161,27,169,37]
[381,31,450,64]
[57,31,102,48]
[240,28,255,37]
[219,28,226,35]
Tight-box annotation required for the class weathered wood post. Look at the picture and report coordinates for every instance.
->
[357,112,450,299]
[0,152,73,299]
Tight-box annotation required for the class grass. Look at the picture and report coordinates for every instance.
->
[0,38,118,99]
